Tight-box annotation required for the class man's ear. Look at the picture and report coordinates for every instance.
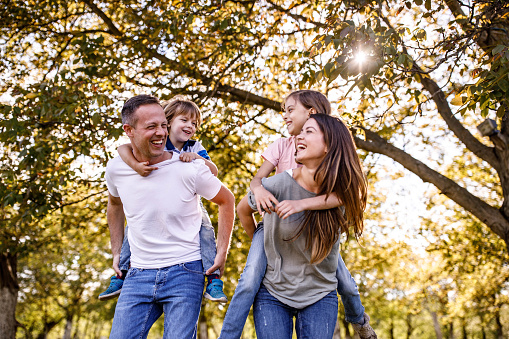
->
[123,124,134,137]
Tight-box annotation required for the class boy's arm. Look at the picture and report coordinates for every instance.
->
[205,185,235,276]
[179,153,218,176]
[250,160,279,215]
[107,194,125,277]
[237,194,257,240]
[118,143,158,176]
[275,193,342,219]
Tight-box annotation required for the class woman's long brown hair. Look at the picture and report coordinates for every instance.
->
[289,114,367,264]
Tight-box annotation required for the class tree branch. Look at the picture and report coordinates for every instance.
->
[354,129,509,247]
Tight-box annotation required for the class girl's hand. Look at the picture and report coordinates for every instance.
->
[275,200,304,219]
[180,152,200,162]
[252,185,279,215]
[134,161,158,177]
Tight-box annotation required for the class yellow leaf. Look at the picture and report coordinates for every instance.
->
[25,93,38,99]
[450,95,464,106]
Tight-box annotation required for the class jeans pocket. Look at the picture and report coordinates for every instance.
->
[182,261,204,275]
[126,267,143,279]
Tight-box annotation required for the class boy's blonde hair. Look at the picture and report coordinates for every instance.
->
[161,97,202,126]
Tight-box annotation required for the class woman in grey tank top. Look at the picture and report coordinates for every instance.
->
[237,114,369,339]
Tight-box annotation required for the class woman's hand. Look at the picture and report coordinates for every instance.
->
[275,200,305,219]
[134,161,158,177]
[252,185,279,215]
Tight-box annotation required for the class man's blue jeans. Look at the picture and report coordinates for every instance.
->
[219,225,365,338]
[118,200,219,275]
[109,260,205,339]
[253,285,338,339]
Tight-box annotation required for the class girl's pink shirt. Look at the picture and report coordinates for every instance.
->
[261,136,301,174]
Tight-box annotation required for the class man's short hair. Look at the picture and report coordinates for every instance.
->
[121,95,161,126]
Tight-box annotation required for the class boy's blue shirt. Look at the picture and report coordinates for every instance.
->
[165,137,210,160]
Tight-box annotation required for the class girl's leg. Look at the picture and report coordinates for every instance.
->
[253,285,293,339]
[336,254,364,324]
[295,290,338,339]
[219,224,267,339]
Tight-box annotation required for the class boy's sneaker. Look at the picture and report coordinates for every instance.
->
[98,275,124,301]
[352,313,378,339]
[204,279,227,303]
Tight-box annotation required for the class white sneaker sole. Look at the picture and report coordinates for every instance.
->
[204,292,227,303]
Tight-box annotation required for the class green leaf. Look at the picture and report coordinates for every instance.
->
[492,45,506,55]
[496,105,506,118]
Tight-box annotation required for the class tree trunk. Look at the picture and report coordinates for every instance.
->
[333,317,343,339]
[389,318,395,339]
[0,253,18,339]
[448,322,454,339]
[62,314,73,339]
[406,314,413,339]
[198,308,208,339]
[343,318,353,339]
[431,311,443,339]
[495,310,504,339]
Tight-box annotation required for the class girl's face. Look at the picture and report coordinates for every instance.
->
[295,118,327,165]
[169,113,198,148]
[283,96,314,136]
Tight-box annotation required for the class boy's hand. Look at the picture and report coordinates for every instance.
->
[252,185,279,215]
[206,252,227,277]
[275,200,304,219]
[134,161,158,177]
[179,152,200,162]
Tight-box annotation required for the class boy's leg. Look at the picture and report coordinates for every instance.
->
[198,200,227,302]
[219,224,267,339]
[99,225,130,300]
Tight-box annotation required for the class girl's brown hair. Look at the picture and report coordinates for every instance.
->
[282,90,332,115]
[161,97,202,126]
[289,113,367,264]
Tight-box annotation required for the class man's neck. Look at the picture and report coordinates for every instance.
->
[133,150,172,165]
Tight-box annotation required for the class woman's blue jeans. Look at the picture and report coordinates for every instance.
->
[110,260,205,339]
[219,225,365,338]
[253,285,338,339]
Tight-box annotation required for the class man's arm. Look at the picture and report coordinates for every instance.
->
[205,185,235,276]
[107,193,125,277]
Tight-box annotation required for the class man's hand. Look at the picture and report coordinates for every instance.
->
[134,161,158,176]
[205,252,227,277]
[252,185,279,215]
[179,152,200,162]
[112,253,122,278]
[275,200,305,219]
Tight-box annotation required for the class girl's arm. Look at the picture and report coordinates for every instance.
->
[237,194,257,240]
[179,152,218,176]
[275,193,342,219]
[118,143,158,176]
[250,160,279,215]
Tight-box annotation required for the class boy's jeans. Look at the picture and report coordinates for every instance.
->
[110,260,204,339]
[118,199,219,275]
[219,225,365,339]
[253,285,338,339]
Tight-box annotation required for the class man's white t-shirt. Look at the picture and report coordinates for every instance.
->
[105,155,222,269]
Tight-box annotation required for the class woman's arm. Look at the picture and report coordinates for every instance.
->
[275,193,342,219]
[237,194,257,240]
[118,143,158,176]
[250,160,279,215]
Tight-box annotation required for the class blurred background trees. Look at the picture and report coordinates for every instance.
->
[1,0,508,338]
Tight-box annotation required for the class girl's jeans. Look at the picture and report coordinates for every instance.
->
[219,225,364,339]
[118,199,219,275]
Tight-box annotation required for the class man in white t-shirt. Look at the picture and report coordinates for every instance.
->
[106,95,235,338]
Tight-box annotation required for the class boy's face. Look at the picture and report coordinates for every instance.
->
[169,113,198,145]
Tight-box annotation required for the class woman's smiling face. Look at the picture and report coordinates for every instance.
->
[295,118,327,165]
